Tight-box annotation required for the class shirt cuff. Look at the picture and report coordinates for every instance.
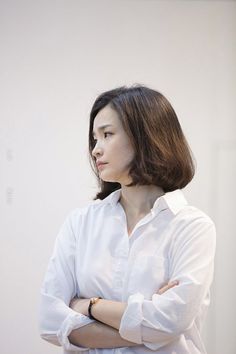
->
[119,292,144,344]
[57,311,95,351]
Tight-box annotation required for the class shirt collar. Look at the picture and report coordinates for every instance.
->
[103,188,122,207]
[158,189,188,215]
[103,188,188,215]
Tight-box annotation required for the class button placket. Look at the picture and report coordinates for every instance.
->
[112,239,129,297]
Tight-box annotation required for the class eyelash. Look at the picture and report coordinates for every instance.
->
[93,132,113,142]
[104,132,112,138]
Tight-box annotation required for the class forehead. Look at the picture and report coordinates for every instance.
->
[93,105,121,132]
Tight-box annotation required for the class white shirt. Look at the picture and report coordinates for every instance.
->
[39,189,216,354]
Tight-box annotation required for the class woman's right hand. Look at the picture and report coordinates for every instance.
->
[157,280,179,295]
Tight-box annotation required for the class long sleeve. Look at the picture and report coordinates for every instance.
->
[39,210,95,351]
[119,217,216,350]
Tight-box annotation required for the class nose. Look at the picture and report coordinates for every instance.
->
[92,140,103,158]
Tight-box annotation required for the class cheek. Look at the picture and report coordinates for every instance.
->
[113,149,133,169]
[119,141,134,161]
[106,136,134,168]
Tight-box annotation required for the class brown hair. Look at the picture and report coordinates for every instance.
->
[88,85,195,200]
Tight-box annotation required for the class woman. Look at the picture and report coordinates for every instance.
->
[39,85,216,353]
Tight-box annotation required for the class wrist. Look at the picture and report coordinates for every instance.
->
[88,297,102,320]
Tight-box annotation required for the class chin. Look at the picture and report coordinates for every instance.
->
[100,173,119,183]
[100,170,129,184]
[101,177,119,183]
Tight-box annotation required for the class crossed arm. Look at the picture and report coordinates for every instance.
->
[69,320,137,349]
[68,280,178,349]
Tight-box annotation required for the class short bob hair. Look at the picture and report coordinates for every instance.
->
[88,85,195,200]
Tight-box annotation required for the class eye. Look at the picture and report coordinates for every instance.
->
[104,132,113,138]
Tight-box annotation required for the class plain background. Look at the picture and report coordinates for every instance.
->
[0,0,235,353]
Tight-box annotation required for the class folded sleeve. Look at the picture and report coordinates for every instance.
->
[39,210,94,351]
[119,217,216,350]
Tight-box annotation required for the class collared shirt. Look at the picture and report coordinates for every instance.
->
[39,189,216,354]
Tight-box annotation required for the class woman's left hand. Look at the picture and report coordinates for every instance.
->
[157,280,179,295]
[69,297,90,316]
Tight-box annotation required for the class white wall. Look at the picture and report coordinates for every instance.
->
[0,1,235,353]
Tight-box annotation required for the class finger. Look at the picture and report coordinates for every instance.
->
[158,283,173,295]
[158,280,179,295]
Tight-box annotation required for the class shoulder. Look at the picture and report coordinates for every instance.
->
[162,189,215,231]
[170,205,216,251]
[69,198,109,218]
[162,189,216,249]
[55,200,107,245]
[64,198,111,229]
[66,188,120,223]
[175,205,215,227]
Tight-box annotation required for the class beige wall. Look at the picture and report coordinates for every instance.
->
[0,0,235,353]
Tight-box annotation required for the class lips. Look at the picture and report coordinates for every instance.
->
[96,161,108,168]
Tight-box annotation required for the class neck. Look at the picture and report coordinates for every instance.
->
[119,185,164,217]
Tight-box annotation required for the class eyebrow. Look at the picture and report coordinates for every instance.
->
[92,124,113,136]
